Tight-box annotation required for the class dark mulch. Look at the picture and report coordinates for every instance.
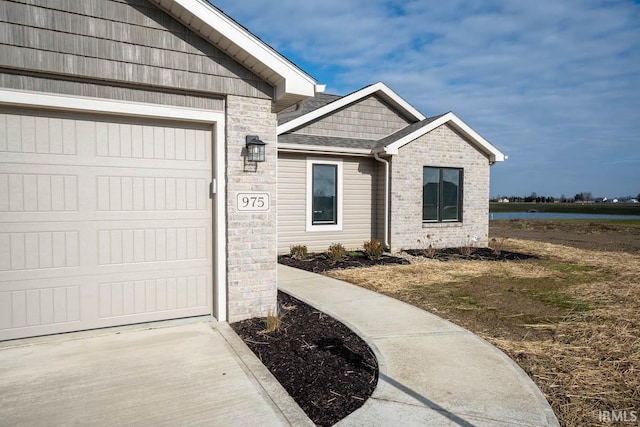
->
[404,246,539,261]
[231,291,378,427]
[278,250,409,273]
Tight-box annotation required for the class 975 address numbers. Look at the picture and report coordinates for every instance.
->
[236,192,270,211]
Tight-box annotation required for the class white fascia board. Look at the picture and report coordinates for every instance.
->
[171,0,315,100]
[277,82,426,134]
[278,143,371,157]
[0,88,221,123]
[445,113,506,162]
[377,112,506,162]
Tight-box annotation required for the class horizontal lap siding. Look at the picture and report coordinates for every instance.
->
[375,161,387,243]
[291,95,412,140]
[0,0,272,100]
[277,153,377,253]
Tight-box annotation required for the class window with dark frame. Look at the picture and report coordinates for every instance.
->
[312,163,338,225]
[423,167,463,223]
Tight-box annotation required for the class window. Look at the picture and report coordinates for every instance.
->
[312,164,337,224]
[423,167,463,222]
[306,158,343,231]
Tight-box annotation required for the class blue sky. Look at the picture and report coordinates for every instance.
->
[214,1,640,199]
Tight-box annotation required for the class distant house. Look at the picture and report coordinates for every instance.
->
[276,83,506,253]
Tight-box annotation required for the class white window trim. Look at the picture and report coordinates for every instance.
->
[306,158,343,232]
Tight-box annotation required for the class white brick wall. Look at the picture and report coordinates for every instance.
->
[389,124,490,251]
[225,95,278,322]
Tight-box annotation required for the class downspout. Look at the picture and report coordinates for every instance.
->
[373,152,390,249]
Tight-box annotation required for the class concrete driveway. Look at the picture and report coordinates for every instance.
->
[0,319,311,426]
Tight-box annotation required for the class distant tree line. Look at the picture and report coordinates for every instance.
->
[492,192,556,203]
[492,191,640,203]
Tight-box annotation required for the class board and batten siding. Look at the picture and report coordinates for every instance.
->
[0,0,272,100]
[290,95,412,140]
[277,152,379,253]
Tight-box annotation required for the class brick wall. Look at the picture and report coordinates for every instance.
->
[389,124,490,251]
[225,95,277,322]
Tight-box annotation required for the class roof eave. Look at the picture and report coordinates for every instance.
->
[278,143,372,157]
[376,112,506,162]
[277,82,426,134]
[151,0,316,111]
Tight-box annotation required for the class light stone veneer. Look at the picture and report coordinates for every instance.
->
[225,96,277,322]
[389,124,490,251]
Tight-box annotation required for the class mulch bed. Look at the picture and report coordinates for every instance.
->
[231,291,378,427]
[404,247,539,261]
[238,246,536,424]
[279,248,537,273]
[278,250,409,273]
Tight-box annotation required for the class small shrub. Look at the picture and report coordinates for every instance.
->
[421,244,438,258]
[418,234,439,257]
[264,308,281,333]
[290,244,308,260]
[363,239,384,260]
[460,235,479,257]
[327,243,346,262]
[489,237,508,255]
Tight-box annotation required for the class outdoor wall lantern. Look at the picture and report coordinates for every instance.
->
[245,135,266,162]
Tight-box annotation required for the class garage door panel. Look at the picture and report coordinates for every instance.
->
[0,109,215,340]
[1,265,212,340]
[1,277,85,333]
[0,169,79,213]
[98,272,209,319]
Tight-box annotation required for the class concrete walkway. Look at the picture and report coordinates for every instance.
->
[1,267,559,427]
[278,265,559,427]
[0,319,311,427]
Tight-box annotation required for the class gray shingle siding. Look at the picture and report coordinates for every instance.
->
[0,0,273,100]
[288,95,412,140]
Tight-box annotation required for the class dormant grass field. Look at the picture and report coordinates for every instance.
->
[327,221,640,426]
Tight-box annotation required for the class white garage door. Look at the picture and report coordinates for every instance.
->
[0,108,214,340]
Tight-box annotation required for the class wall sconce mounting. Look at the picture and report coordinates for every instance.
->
[245,135,266,162]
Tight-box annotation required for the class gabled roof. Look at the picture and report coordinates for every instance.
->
[277,82,425,134]
[149,0,317,111]
[374,112,506,163]
[276,81,506,163]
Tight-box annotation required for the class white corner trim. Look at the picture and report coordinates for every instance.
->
[162,0,315,100]
[278,142,371,156]
[277,82,426,134]
[0,88,221,123]
[213,120,227,322]
[378,112,506,162]
[0,87,229,322]
[306,158,344,232]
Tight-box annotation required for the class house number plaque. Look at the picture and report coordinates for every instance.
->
[236,192,270,211]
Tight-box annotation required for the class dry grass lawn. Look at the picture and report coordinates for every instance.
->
[328,237,640,426]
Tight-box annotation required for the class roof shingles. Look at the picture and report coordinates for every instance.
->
[278,133,377,150]
[278,93,343,125]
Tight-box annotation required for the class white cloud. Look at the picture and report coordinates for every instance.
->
[213,0,640,197]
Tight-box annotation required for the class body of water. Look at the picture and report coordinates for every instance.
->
[490,212,640,220]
